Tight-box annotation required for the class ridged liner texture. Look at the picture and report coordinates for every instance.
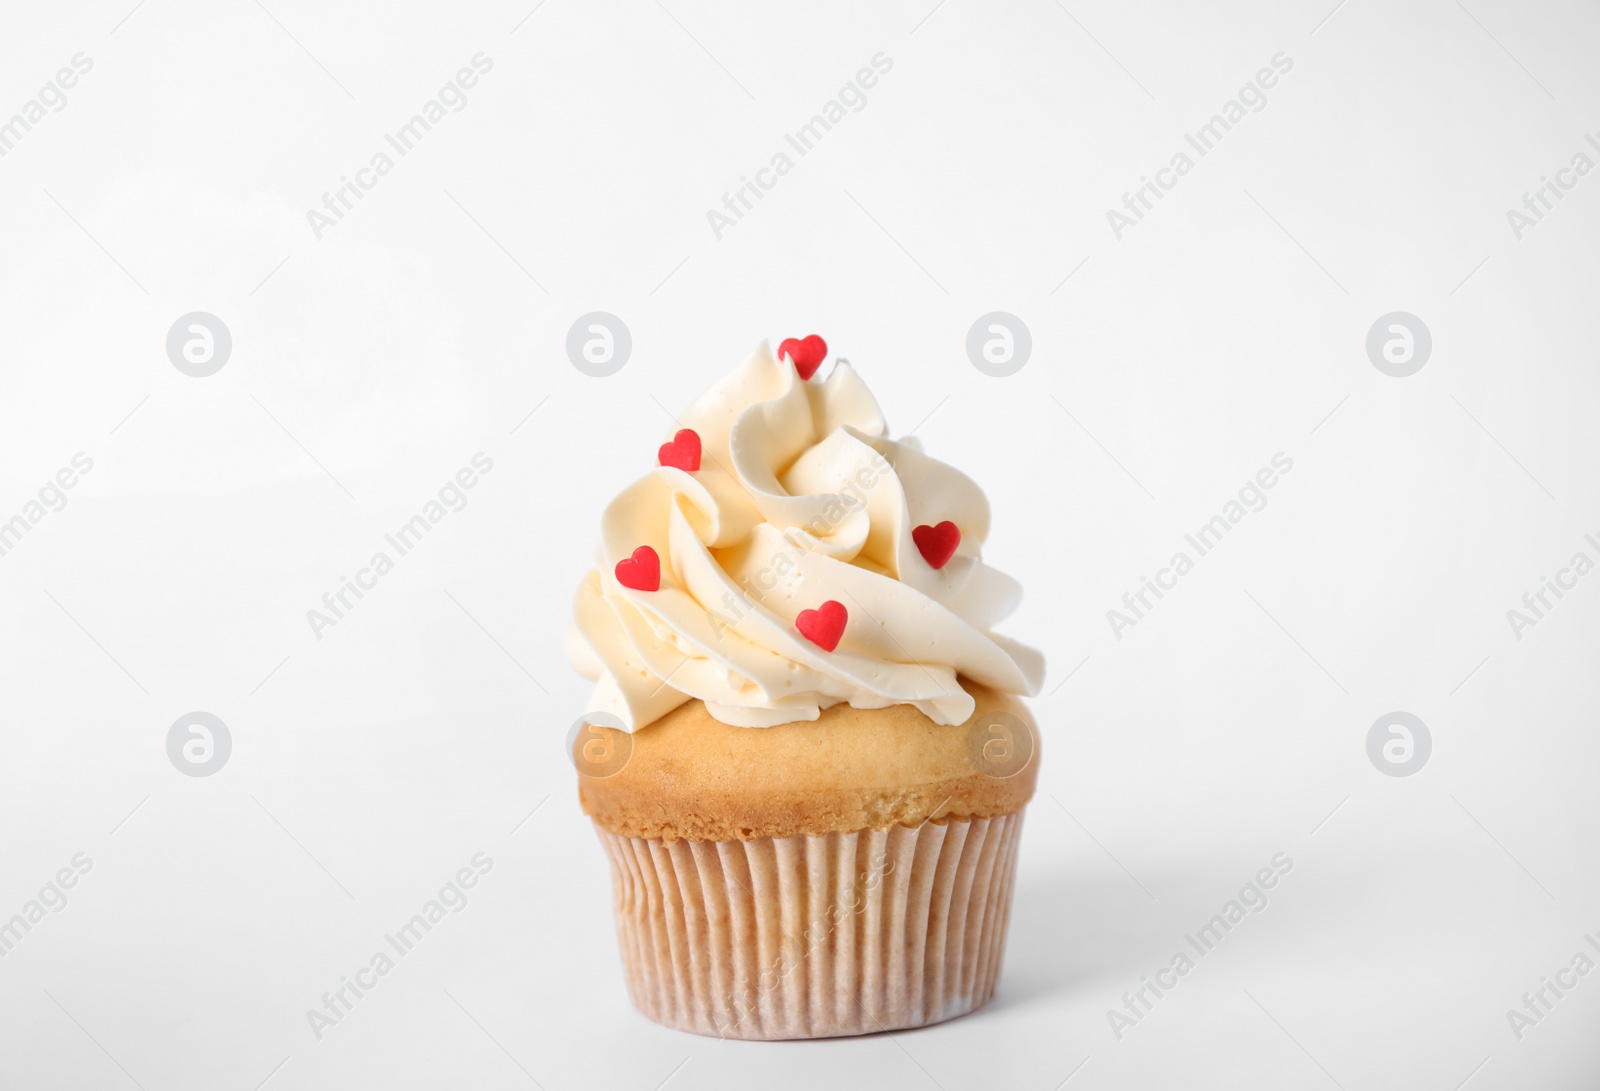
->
[595,811,1026,1039]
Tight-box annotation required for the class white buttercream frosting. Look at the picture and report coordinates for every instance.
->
[570,342,1044,731]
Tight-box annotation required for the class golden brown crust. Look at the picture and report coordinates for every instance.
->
[577,682,1039,841]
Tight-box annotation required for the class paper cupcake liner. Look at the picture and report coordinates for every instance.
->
[594,810,1026,1039]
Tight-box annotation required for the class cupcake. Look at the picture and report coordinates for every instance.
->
[568,337,1044,1039]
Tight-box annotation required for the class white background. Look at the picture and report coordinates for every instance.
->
[2,0,1598,1088]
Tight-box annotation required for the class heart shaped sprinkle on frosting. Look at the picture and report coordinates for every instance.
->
[912,521,961,570]
[614,546,661,592]
[657,428,701,472]
[795,599,847,651]
[778,334,828,380]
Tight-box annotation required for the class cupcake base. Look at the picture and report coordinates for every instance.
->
[595,811,1026,1039]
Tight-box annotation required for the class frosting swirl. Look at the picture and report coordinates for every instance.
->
[569,343,1044,731]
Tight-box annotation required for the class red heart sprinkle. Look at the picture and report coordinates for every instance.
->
[658,428,701,472]
[912,521,961,570]
[778,334,828,380]
[614,546,661,592]
[795,599,847,651]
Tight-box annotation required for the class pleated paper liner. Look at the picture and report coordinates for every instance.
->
[596,810,1026,1039]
